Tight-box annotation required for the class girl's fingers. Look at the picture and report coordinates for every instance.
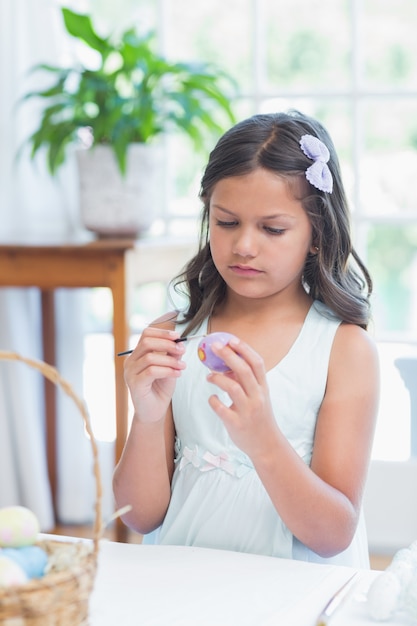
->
[129,329,184,359]
[136,364,185,383]
[143,326,180,340]
[130,353,186,374]
[124,329,186,387]
[209,339,266,390]
[207,392,236,421]
[207,375,255,424]
[126,348,186,379]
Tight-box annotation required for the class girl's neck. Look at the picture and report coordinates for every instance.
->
[212,287,313,327]
[209,289,314,372]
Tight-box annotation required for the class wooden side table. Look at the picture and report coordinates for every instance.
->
[0,238,134,542]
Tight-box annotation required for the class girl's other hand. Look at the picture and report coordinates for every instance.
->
[124,327,186,424]
[206,338,278,458]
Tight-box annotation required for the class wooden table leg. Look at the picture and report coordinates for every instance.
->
[111,269,130,543]
[41,289,58,522]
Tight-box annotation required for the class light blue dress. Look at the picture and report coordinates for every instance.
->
[155,301,370,568]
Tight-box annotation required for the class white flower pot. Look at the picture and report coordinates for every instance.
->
[76,144,161,238]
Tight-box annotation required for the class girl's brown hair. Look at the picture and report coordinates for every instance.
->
[172,110,372,334]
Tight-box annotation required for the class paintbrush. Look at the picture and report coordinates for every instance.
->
[315,572,359,625]
[117,334,206,356]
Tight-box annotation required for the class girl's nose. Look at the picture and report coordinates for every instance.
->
[232,228,258,258]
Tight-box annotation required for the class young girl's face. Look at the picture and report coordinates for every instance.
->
[208,167,314,303]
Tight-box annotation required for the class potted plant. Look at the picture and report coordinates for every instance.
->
[21,7,236,237]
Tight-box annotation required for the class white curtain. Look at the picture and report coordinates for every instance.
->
[0,289,53,528]
[0,0,110,529]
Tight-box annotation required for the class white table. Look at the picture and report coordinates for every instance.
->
[86,541,392,626]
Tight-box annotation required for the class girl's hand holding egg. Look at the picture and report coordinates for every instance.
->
[198,331,277,459]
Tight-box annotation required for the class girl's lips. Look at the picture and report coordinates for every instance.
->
[229,265,263,276]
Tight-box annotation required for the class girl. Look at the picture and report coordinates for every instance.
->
[113,110,379,567]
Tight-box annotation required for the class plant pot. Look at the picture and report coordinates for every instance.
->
[76,144,161,238]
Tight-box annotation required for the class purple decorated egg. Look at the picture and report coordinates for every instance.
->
[197,332,238,372]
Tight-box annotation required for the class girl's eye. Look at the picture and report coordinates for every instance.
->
[264,226,285,235]
[216,219,238,227]
[215,220,285,234]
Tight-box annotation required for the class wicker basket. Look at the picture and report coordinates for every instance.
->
[0,351,103,625]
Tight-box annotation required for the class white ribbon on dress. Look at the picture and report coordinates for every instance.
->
[178,445,252,477]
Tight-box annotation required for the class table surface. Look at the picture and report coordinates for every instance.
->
[69,540,393,626]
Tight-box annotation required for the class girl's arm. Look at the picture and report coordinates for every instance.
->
[113,407,175,534]
[112,323,185,534]
[207,324,379,557]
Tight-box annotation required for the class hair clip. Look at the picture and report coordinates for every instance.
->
[299,134,333,193]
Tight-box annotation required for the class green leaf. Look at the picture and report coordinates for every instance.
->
[62,8,110,57]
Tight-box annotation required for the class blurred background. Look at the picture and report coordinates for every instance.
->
[1,0,417,562]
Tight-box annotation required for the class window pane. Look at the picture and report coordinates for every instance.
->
[91,0,157,33]
[360,100,417,216]
[363,0,417,89]
[373,343,413,461]
[165,0,253,91]
[265,0,351,90]
[367,224,417,335]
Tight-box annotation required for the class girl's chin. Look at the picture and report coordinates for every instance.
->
[227,286,278,301]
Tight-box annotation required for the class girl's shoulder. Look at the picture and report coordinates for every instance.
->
[309,299,378,383]
[332,321,379,371]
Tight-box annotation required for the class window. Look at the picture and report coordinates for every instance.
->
[82,0,417,460]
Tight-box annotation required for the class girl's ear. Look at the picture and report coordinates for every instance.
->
[310,245,319,255]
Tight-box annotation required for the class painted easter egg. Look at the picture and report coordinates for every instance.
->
[2,546,48,579]
[197,332,238,373]
[0,555,28,587]
[0,506,40,548]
